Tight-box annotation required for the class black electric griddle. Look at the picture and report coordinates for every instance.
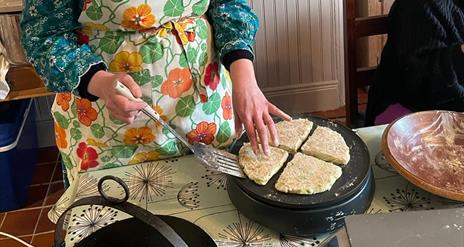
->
[227,114,374,235]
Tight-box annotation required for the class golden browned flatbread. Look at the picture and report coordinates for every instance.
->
[275,153,342,194]
[301,126,350,165]
[272,118,313,153]
[238,143,289,185]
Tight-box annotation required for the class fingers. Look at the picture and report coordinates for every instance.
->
[109,111,136,124]
[117,74,142,98]
[264,113,279,146]
[106,94,145,124]
[242,116,259,155]
[112,95,146,112]
[254,114,270,156]
[268,103,292,121]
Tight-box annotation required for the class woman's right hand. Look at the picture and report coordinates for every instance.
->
[87,71,146,124]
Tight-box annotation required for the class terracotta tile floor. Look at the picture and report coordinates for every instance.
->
[0,147,62,247]
[0,92,368,246]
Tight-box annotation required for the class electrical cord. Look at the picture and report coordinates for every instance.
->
[0,231,35,247]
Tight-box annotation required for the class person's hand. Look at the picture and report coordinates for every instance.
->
[230,59,292,155]
[87,71,146,124]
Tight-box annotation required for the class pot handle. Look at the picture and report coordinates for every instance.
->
[53,175,188,247]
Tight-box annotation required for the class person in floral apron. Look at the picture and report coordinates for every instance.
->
[21,0,290,186]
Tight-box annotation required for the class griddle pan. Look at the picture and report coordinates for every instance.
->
[229,114,370,209]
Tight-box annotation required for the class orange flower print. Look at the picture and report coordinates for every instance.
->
[86,138,108,148]
[128,151,159,165]
[153,105,168,128]
[123,127,155,145]
[122,4,156,31]
[83,0,92,11]
[109,51,143,73]
[77,142,99,170]
[54,122,68,149]
[186,122,217,145]
[160,68,193,98]
[187,32,196,42]
[200,93,208,103]
[56,92,71,111]
[221,92,233,120]
[172,30,196,45]
[204,63,220,91]
[76,98,98,127]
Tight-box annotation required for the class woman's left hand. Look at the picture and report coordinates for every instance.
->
[230,59,292,156]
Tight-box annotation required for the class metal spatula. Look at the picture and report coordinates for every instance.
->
[114,81,246,178]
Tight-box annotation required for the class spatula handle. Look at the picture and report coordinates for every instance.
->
[113,81,160,120]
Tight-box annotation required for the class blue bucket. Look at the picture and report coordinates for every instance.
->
[0,99,38,212]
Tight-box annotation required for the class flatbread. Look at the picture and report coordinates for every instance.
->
[275,153,342,195]
[273,118,313,153]
[301,126,350,165]
[238,143,289,185]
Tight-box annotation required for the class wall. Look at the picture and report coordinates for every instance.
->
[250,0,345,114]
[33,96,55,147]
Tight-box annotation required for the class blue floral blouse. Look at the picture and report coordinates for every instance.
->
[20,0,259,95]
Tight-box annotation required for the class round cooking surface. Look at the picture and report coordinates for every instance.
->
[228,114,370,209]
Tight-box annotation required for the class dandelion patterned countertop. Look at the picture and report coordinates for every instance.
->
[0,0,22,13]
[384,111,464,201]
[49,124,464,246]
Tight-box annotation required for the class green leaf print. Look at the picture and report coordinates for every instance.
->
[72,120,79,128]
[130,69,153,86]
[152,75,164,88]
[162,127,171,135]
[111,0,124,2]
[99,32,124,54]
[86,2,103,21]
[187,47,197,65]
[202,92,220,115]
[54,112,69,129]
[140,42,164,64]
[217,122,231,144]
[91,123,105,138]
[102,163,121,169]
[158,141,178,156]
[110,115,125,125]
[192,0,208,16]
[196,20,208,39]
[175,95,195,117]
[111,145,138,158]
[61,153,73,170]
[179,53,188,68]
[141,96,153,105]
[101,156,111,162]
[221,76,227,88]
[70,127,82,140]
[200,53,208,67]
[164,0,185,17]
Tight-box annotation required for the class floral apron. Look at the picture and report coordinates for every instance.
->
[52,0,235,185]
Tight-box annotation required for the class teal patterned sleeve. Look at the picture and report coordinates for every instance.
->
[20,0,104,94]
[207,0,260,62]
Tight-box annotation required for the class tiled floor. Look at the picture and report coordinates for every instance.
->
[0,147,63,247]
[0,93,367,246]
